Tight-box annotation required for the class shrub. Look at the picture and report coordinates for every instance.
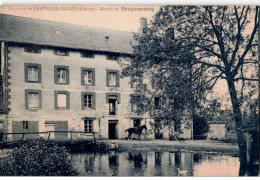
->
[0,138,78,176]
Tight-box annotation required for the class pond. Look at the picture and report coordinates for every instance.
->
[71,150,241,176]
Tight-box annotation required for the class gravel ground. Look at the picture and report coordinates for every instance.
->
[101,139,239,155]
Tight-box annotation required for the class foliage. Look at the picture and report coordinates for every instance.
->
[193,115,209,136]
[121,14,205,130]
[0,129,4,142]
[121,6,258,172]
[0,138,78,176]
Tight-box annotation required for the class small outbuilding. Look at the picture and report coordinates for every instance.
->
[207,111,237,141]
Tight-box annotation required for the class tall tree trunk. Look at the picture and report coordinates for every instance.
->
[227,79,247,176]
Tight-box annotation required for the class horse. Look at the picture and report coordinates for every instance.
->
[125,125,147,140]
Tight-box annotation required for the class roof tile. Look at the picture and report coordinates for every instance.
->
[0,14,134,54]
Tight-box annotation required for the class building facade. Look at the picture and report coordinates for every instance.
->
[0,14,154,141]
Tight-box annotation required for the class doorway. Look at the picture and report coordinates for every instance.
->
[133,119,141,128]
[108,120,118,139]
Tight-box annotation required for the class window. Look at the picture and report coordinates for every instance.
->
[22,121,29,129]
[107,70,119,87]
[55,91,70,109]
[108,99,116,115]
[133,119,141,128]
[54,48,69,56]
[84,119,93,132]
[24,44,41,53]
[57,94,66,108]
[132,103,138,112]
[131,95,141,113]
[25,89,42,110]
[57,69,67,83]
[25,63,42,83]
[154,97,160,110]
[28,67,38,81]
[81,51,95,58]
[54,66,69,84]
[106,53,119,60]
[106,93,120,115]
[109,72,117,86]
[81,68,95,86]
[82,92,95,110]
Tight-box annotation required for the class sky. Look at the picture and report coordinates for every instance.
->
[0,5,160,32]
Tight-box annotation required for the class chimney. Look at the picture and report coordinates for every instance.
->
[140,17,147,35]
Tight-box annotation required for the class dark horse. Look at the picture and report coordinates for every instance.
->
[125,125,147,140]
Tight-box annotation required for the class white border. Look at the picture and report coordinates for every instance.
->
[0,0,259,5]
[0,0,258,179]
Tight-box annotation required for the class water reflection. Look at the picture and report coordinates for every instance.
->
[71,150,241,176]
[108,151,118,176]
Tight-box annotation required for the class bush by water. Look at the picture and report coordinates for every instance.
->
[0,138,78,176]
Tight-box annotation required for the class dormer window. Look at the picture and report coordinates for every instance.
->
[106,53,119,61]
[54,48,69,56]
[81,50,95,58]
[24,44,41,54]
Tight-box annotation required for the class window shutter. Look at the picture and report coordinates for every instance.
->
[106,93,109,104]
[92,69,95,86]
[38,64,42,83]
[39,90,42,109]
[54,91,57,110]
[24,64,28,82]
[106,70,109,87]
[66,92,70,109]
[116,70,120,87]
[92,93,96,110]
[25,89,28,109]
[66,67,70,84]
[81,92,84,110]
[81,68,84,85]
[54,66,57,84]
[117,93,120,104]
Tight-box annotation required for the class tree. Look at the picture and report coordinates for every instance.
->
[122,6,258,175]
[122,30,193,137]
[0,138,78,176]
[163,6,258,174]
[121,16,210,138]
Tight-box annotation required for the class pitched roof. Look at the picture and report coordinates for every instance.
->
[0,14,134,54]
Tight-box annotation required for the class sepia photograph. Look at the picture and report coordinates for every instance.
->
[0,4,259,177]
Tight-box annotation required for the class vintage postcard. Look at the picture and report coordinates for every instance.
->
[0,5,259,176]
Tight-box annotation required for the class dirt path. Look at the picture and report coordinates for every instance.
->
[100,140,239,155]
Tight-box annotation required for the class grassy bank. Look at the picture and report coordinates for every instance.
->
[101,140,239,155]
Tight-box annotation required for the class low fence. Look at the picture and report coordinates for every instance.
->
[0,131,97,144]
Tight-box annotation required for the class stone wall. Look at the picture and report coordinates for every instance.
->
[4,44,154,141]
